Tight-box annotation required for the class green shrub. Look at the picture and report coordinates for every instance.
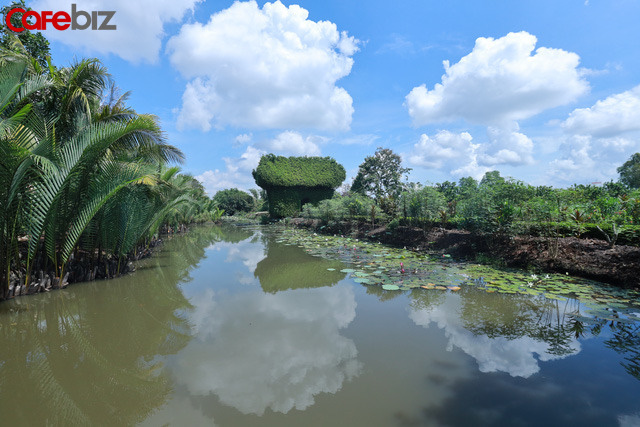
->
[212,188,254,216]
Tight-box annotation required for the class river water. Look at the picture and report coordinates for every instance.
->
[1,224,639,426]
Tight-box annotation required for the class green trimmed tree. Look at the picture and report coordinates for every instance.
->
[252,154,346,218]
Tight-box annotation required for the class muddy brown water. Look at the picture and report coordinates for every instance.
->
[1,224,639,426]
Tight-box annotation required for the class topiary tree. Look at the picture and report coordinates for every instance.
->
[252,154,346,218]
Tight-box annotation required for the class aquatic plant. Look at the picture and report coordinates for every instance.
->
[275,226,640,325]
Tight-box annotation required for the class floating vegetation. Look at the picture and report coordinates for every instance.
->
[275,227,639,325]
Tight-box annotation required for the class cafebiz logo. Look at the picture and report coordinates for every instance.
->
[4,4,116,32]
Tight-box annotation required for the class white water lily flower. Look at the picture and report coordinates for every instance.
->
[530,274,538,280]
[527,282,534,287]
[544,274,550,279]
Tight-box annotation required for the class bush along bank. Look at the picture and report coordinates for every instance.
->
[287,218,640,289]
[4,225,194,299]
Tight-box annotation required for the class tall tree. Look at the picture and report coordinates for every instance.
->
[351,147,411,201]
[618,153,640,189]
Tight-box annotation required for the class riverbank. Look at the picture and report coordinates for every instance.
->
[288,218,640,288]
[2,224,195,301]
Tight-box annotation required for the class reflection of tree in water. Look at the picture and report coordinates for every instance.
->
[254,236,346,293]
[459,286,581,357]
[363,283,406,301]
[212,223,255,244]
[604,322,640,381]
[410,287,446,310]
[0,225,224,425]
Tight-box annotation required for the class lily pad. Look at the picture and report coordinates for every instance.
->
[382,284,400,291]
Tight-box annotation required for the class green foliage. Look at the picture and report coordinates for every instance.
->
[351,147,411,206]
[301,193,374,223]
[1,2,51,69]
[252,154,345,218]
[252,154,345,188]
[0,37,217,292]
[399,185,447,222]
[297,153,640,247]
[212,188,254,216]
[618,153,640,189]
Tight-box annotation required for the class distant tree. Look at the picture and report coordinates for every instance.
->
[351,147,411,202]
[480,170,505,187]
[436,180,458,202]
[212,188,254,215]
[1,1,51,68]
[457,177,478,198]
[603,180,627,197]
[617,153,640,189]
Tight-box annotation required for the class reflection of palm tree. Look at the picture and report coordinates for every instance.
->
[604,323,640,381]
[0,290,181,425]
[0,225,224,424]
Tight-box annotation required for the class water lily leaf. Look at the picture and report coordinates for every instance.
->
[382,284,400,291]
[354,278,371,284]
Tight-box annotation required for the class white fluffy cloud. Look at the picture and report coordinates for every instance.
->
[479,124,534,166]
[547,85,640,185]
[262,131,323,156]
[407,130,477,170]
[405,130,489,179]
[405,31,589,126]
[196,146,265,195]
[174,286,361,415]
[32,0,201,63]
[195,130,329,194]
[547,135,638,185]
[167,1,359,131]
[562,85,640,137]
[406,125,533,178]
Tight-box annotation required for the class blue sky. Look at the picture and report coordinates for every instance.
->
[27,0,640,194]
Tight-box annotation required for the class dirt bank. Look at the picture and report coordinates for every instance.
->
[289,218,640,288]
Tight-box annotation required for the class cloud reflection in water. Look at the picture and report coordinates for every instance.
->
[174,285,361,415]
[410,294,581,378]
